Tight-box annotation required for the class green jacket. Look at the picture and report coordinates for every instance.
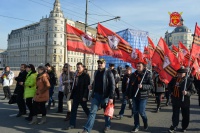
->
[24,71,37,99]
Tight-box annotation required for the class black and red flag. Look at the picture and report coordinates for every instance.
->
[66,24,95,54]
[152,38,181,84]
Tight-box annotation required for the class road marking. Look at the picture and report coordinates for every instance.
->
[9,113,17,117]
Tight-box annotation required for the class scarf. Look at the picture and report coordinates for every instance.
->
[173,78,182,98]
[4,71,10,77]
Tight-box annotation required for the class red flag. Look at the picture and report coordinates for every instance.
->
[143,46,150,59]
[147,37,156,58]
[192,59,199,75]
[131,48,145,69]
[191,23,200,59]
[66,24,95,54]
[191,59,200,80]
[172,44,178,57]
[96,23,132,61]
[179,41,189,54]
[152,38,180,83]
[178,42,190,66]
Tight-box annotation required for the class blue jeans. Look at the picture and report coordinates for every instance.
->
[119,93,127,116]
[48,86,54,106]
[132,97,148,128]
[83,93,110,133]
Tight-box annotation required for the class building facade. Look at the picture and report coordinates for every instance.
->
[7,0,98,71]
[0,49,7,68]
[164,20,193,49]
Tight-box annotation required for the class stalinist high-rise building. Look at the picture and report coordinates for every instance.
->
[7,0,99,71]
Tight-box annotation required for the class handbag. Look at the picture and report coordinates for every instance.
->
[104,102,114,118]
[8,94,17,104]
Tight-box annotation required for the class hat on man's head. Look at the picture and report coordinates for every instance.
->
[177,66,188,73]
[97,58,106,63]
[109,63,115,67]
[125,65,129,68]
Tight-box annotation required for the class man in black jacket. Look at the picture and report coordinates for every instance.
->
[126,62,153,133]
[81,58,115,133]
[168,68,196,133]
[45,63,57,109]
[109,63,120,100]
[66,62,90,130]
[116,67,132,119]
[14,64,27,117]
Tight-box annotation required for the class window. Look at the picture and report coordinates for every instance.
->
[54,41,56,45]
[68,58,70,62]
[60,42,62,45]
[74,58,76,62]
[60,49,62,54]
[61,21,63,24]
[55,20,57,23]
[54,34,57,37]
[59,57,62,62]
[53,56,56,62]
[71,58,73,62]
[55,27,57,31]
[60,34,62,38]
[54,49,56,54]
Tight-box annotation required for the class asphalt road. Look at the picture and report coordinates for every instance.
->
[0,86,199,133]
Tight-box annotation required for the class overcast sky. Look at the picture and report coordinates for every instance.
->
[0,0,200,49]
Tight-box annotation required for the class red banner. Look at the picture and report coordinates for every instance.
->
[191,23,200,59]
[147,37,156,58]
[152,38,180,83]
[96,23,132,61]
[66,24,95,54]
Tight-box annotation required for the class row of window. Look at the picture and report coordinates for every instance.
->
[48,26,64,31]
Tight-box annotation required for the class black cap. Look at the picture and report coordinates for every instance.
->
[125,65,129,68]
[109,63,115,67]
[177,67,188,73]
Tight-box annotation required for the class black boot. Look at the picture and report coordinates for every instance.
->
[64,112,71,121]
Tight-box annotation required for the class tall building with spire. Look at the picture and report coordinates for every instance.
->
[7,0,98,71]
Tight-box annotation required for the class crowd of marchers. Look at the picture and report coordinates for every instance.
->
[0,59,200,133]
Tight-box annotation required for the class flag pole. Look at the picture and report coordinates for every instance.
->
[88,53,95,100]
[134,69,147,97]
[182,23,197,102]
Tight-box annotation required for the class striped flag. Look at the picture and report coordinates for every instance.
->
[66,24,95,54]
[96,23,132,62]
[152,38,180,83]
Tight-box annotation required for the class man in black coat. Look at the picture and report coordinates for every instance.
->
[14,64,28,117]
[66,62,90,130]
[126,62,153,133]
[109,63,120,100]
[45,63,57,109]
[115,66,132,119]
[168,67,196,133]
